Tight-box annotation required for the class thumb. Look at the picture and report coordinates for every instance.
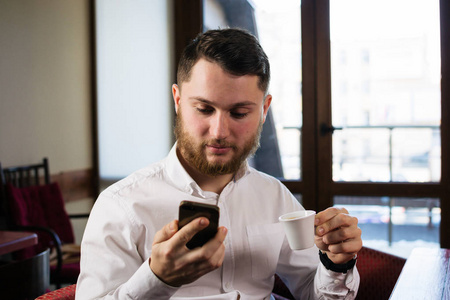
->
[153,220,179,246]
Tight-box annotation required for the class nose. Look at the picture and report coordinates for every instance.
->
[210,112,230,140]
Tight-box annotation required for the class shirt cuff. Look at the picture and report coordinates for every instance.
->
[125,260,180,299]
[315,263,359,299]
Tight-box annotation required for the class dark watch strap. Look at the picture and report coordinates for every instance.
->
[319,251,356,273]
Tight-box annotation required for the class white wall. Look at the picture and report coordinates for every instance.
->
[0,0,92,172]
[0,0,175,242]
[96,0,174,179]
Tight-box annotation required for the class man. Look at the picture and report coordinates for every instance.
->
[76,28,362,299]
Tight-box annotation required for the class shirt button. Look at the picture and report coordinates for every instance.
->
[225,282,232,289]
[334,279,341,284]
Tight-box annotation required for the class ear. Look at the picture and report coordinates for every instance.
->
[172,84,181,114]
[262,94,272,124]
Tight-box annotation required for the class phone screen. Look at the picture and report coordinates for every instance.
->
[178,201,220,249]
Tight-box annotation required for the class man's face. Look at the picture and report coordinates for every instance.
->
[173,58,272,177]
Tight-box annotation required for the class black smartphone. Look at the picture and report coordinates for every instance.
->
[178,201,220,249]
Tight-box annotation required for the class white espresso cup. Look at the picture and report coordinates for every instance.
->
[279,210,316,250]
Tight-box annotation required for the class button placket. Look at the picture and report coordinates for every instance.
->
[218,193,235,292]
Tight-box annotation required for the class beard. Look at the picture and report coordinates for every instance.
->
[174,108,263,177]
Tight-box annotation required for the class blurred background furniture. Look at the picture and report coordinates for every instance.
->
[0,248,50,300]
[0,230,38,255]
[0,158,89,289]
[35,283,76,300]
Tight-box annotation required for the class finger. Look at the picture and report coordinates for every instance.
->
[186,226,227,259]
[314,235,329,252]
[322,225,361,245]
[194,242,226,275]
[153,220,179,246]
[320,237,362,264]
[327,238,363,257]
[316,211,356,237]
[315,207,349,227]
[171,217,210,248]
[208,226,228,246]
[203,226,227,252]
[211,238,226,267]
[187,227,227,274]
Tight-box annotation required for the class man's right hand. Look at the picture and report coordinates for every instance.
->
[149,218,228,287]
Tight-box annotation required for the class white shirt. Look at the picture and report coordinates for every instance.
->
[76,144,359,299]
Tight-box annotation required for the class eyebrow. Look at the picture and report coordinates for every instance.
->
[190,97,257,108]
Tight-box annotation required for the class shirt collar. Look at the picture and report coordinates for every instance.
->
[164,142,251,197]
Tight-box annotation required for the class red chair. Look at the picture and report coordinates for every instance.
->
[356,246,406,300]
[271,246,406,300]
[35,284,76,300]
[0,158,88,288]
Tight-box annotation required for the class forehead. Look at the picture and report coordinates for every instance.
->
[180,58,265,105]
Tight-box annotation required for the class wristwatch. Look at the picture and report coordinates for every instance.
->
[319,250,357,273]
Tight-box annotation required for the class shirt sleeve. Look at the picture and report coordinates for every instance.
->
[75,190,179,299]
[276,241,360,300]
[314,263,359,300]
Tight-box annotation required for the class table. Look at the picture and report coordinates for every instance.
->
[0,231,38,256]
[390,247,450,300]
[0,231,48,298]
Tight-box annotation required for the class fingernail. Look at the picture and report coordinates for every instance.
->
[315,218,320,225]
[169,222,175,231]
[199,218,207,226]
[318,227,324,234]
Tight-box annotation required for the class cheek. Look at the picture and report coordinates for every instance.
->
[183,115,208,135]
[233,121,259,137]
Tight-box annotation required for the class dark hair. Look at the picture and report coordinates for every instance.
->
[177,28,270,94]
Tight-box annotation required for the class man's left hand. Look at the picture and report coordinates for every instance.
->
[314,207,362,264]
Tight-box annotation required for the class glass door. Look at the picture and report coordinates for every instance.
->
[326,0,443,257]
[330,0,441,183]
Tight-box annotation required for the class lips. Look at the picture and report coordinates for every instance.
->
[206,144,232,155]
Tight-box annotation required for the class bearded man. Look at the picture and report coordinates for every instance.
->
[76,28,362,300]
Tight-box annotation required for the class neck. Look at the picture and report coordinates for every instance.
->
[176,149,235,194]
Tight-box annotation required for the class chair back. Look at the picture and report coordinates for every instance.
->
[356,246,406,300]
[1,158,50,187]
[1,158,75,249]
[0,158,50,229]
[0,158,81,289]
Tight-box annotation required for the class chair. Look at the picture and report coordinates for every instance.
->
[0,158,89,289]
[35,284,76,300]
[271,246,406,300]
[355,246,406,300]
[0,248,50,300]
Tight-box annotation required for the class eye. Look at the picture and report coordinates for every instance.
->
[230,110,248,119]
[196,106,214,115]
